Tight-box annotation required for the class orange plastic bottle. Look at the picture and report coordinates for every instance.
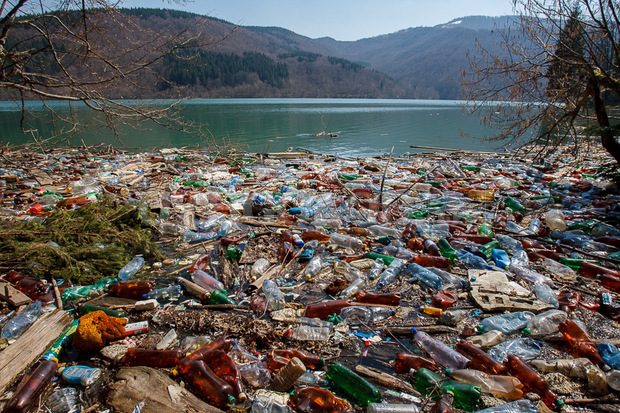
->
[339,252,367,262]
[213,203,230,214]
[3,359,58,413]
[289,386,351,413]
[343,227,371,237]
[189,253,210,273]
[557,320,605,367]
[304,299,352,319]
[413,255,450,268]
[175,358,234,408]
[186,336,234,361]
[272,348,323,369]
[203,349,246,401]
[120,348,185,368]
[108,280,155,300]
[504,355,562,411]
[455,339,508,375]
[394,352,439,373]
[432,290,458,310]
[355,290,401,306]
[301,229,331,242]
[407,237,425,251]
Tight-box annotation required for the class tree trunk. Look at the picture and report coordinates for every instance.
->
[590,76,620,164]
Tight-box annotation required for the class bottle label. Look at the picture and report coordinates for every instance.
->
[123,321,149,337]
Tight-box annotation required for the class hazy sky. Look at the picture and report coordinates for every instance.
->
[120,0,516,41]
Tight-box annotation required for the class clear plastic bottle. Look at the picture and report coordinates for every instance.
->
[445,368,524,400]
[367,258,385,280]
[145,284,182,300]
[406,263,443,290]
[523,309,566,337]
[251,391,292,413]
[533,283,559,308]
[291,325,331,341]
[217,220,233,237]
[329,232,365,250]
[230,341,272,388]
[46,387,79,413]
[510,249,530,268]
[368,225,401,238]
[456,249,491,270]
[304,256,323,281]
[544,209,567,231]
[182,231,218,243]
[472,399,538,413]
[1,301,43,340]
[466,330,504,349]
[263,279,286,310]
[251,258,271,278]
[479,311,534,335]
[509,264,554,286]
[496,234,523,255]
[411,327,469,370]
[380,245,416,260]
[118,255,145,281]
[367,402,420,412]
[541,258,576,279]
[376,258,404,290]
[341,306,371,325]
[191,269,225,292]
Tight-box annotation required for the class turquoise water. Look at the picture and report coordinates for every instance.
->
[0,98,505,156]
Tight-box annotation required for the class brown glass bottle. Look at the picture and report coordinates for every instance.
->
[456,339,508,375]
[504,354,561,411]
[339,252,367,262]
[430,393,455,413]
[595,236,620,248]
[558,320,605,367]
[407,237,425,251]
[3,270,54,304]
[394,352,439,373]
[272,348,324,369]
[579,261,620,279]
[304,299,352,319]
[289,386,351,413]
[186,336,234,362]
[452,233,492,245]
[278,241,295,263]
[120,348,185,368]
[175,358,234,408]
[598,273,620,293]
[343,227,370,237]
[203,349,246,401]
[220,234,246,246]
[4,359,58,413]
[526,248,560,261]
[301,229,330,242]
[108,280,155,300]
[355,290,401,306]
[413,255,450,268]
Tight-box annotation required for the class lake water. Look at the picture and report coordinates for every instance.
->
[0,98,506,156]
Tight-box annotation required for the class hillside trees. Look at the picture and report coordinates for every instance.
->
[0,1,220,143]
[463,0,620,163]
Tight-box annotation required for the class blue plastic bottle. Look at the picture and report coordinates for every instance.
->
[491,249,511,269]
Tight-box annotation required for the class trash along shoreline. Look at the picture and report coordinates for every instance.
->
[0,143,619,413]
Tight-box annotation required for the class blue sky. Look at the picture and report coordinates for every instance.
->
[120,0,516,41]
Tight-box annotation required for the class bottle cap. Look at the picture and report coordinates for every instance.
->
[522,327,531,336]
[476,325,484,332]
[411,327,418,335]
[445,368,452,376]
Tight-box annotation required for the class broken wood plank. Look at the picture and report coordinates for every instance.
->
[0,309,73,393]
[0,281,32,306]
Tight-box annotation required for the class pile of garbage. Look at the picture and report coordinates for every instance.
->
[0,144,618,413]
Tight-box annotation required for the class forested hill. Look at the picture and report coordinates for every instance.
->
[6,8,515,99]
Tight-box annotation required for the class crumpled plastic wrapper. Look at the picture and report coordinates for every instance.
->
[73,310,127,351]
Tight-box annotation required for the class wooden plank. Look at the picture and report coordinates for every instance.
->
[0,281,32,306]
[0,309,73,393]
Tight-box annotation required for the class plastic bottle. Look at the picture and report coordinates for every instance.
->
[108,280,155,300]
[121,348,186,368]
[558,319,605,367]
[503,354,562,411]
[355,290,401,306]
[413,255,450,268]
[380,245,416,260]
[291,325,331,341]
[544,209,567,231]
[479,311,534,335]
[262,279,286,310]
[3,359,58,413]
[427,267,469,290]
[456,249,491,270]
[496,235,523,255]
[251,390,293,413]
[411,327,469,370]
[329,232,365,250]
[376,258,404,290]
[365,251,396,265]
[523,310,566,338]
[304,299,352,319]
[369,225,401,238]
[423,238,441,256]
[437,239,457,260]
[59,365,101,386]
[203,349,246,401]
[326,361,382,407]
[533,282,559,308]
[118,255,145,281]
[456,339,508,375]
[541,258,576,279]
[301,229,331,242]
[185,335,234,362]
[208,289,236,305]
[145,284,182,300]
[217,219,233,237]
[491,249,510,269]
[406,263,442,290]
[299,240,318,261]
[174,358,234,408]
[77,303,124,318]
[271,348,324,370]
[394,352,439,373]
[1,301,43,340]
[289,387,351,413]
[466,330,504,350]
[472,399,538,413]
[182,231,218,243]
[367,402,421,412]
[341,306,371,325]
[446,368,523,400]
[191,269,225,292]
[504,196,526,213]
[508,264,554,286]
[432,290,457,310]
[304,256,323,281]
[439,309,469,326]
[46,387,79,413]
[251,258,271,279]
[410,368,481,411]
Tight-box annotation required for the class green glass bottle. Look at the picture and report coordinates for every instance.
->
[226,194,243,202]
[208,290,236,305]
[225,246,242,262]
[411,368,481,412]
[325,361,382,407]
[183,180,209,188]
[365,252,395,265]
[427,202,447,208]
[461,166,481,172]
[437,239,457,261]
[504,196,526,213]
[478,223,494,237]
[479,240,501,259]
[406,209,429,219]
[338,174,363,181]
[567,219,598,231]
